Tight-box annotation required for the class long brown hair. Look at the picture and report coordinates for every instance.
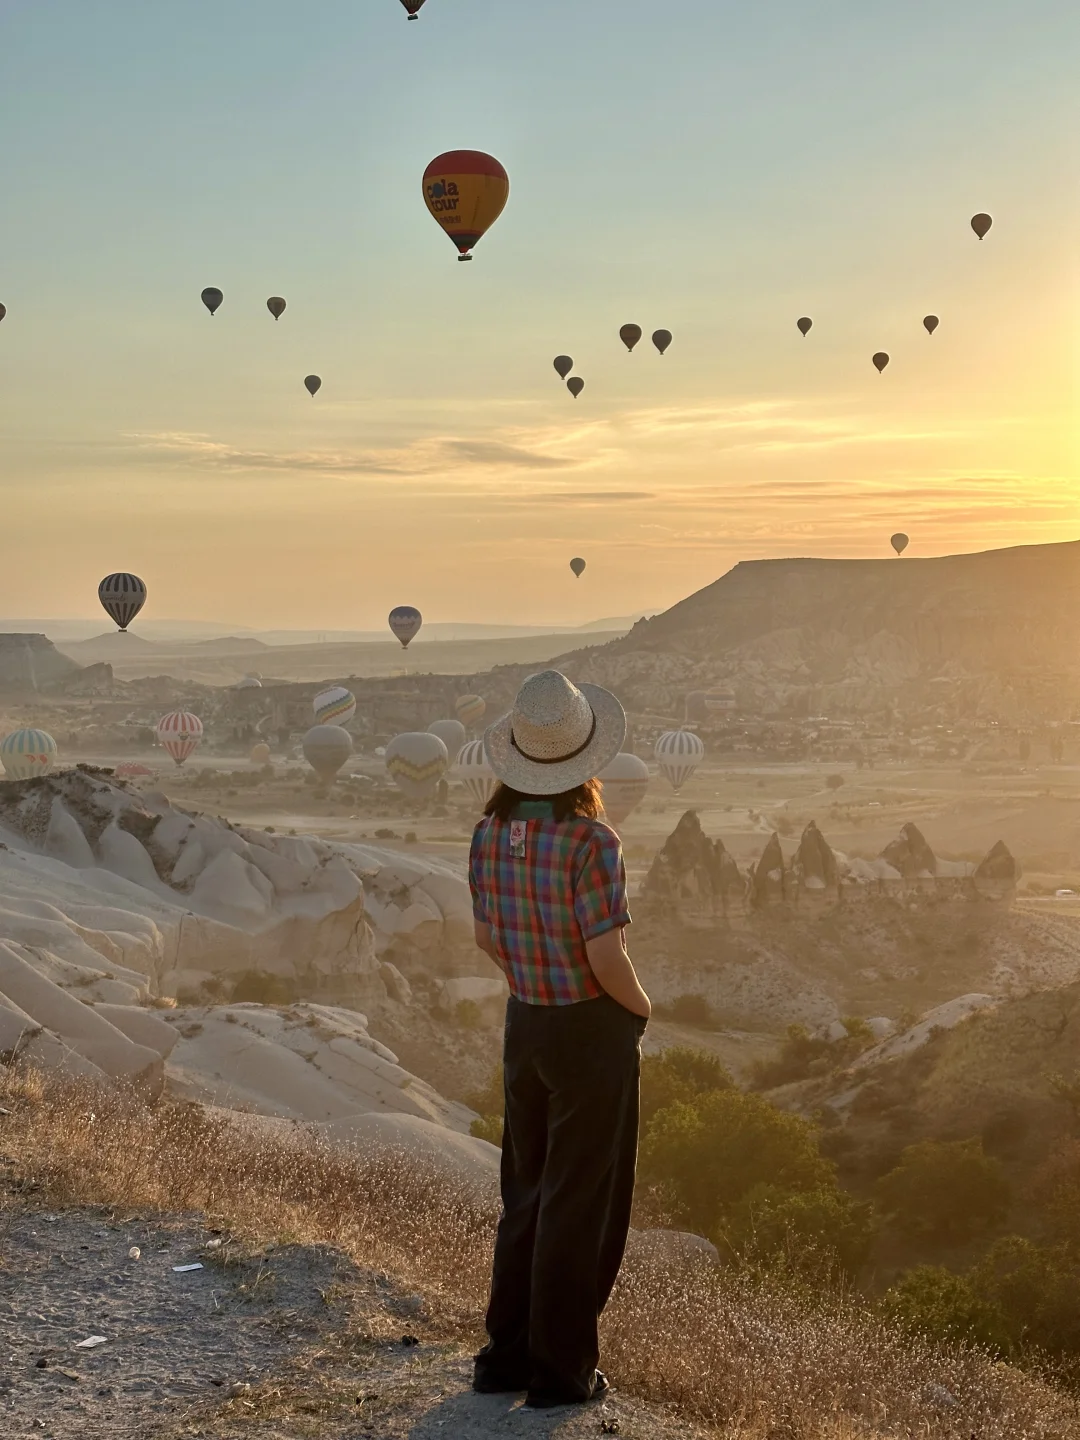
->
[484,779,603,823]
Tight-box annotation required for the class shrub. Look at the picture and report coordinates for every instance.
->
[826,774,845,791]
[469,1114,504,1146]
[640,1046,733,1127]
[667,992,715,1028]
[724,1182,877,1279]
[453,1000,483,1031]
[881,1265,1009,1351]
[750,1020,874,1090]
[877,1139,1010,1242]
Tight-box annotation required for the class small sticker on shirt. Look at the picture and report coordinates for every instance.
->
[509,820,527,859]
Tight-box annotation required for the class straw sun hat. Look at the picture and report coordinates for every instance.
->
[484,670,626,796]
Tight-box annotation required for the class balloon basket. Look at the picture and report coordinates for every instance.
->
[457,254,473,262]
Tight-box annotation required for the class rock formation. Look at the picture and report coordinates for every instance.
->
[881,822,938,878]
[642,810,745,919]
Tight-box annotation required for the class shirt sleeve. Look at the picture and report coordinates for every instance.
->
[468,825,489,925]
[573,826,632,940]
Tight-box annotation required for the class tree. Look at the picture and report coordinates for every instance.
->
[877,1139,1010,1242]
[826,773,846,791]
[723,1182,877,1278]
[640,1046,733,1127]
[881,1265,1008,1351]
[640,1088,833,1237]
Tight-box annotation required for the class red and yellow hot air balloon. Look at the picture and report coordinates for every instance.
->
[422,151,509,262]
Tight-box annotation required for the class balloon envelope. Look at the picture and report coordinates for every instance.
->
[619,324,642,352]
[304,375,322,396]
[250,742,271,764]
[0,304,6,323]
[598,752,649,826]
[157,712,203,767]
[429,718,467,757]
[98,573,147,632]
[0,728,57,781]
[971,213,993,239]
[303,725,352,783]
[455,694,487,728]
[891,533,909,556]
[570,557,586,578]
[389,606,423,648]
[385,732,449,800]
[201,288,223,316]
[400,0,426,17]
[553,355,573,379]
[455,737,497,807]
[567,377,584,398]
[655,729,705,793]
[923,315,939,335]
[423,151,509,260]
[652,329,672,355]
[872,352,889,373]
[797,317,812,336]
[267,297,286,320]
[313,686,356,726]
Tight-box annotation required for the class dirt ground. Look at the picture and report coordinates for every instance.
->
[0,1198,707,1440]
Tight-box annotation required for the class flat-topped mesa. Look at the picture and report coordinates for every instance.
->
[641,810,746,920]
[0,633,83,691]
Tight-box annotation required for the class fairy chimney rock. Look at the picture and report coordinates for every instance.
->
[749,832,787,908]
[790,821,840,898]
[880,822,938,879]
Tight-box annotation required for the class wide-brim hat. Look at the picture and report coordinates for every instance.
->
[484,669,626,796]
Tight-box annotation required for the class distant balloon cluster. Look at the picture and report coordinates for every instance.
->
[553,323,674,403]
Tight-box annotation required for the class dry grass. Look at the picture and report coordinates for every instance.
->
[2,1065,1078,1440]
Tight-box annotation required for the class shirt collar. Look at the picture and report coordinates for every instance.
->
[511,800,556,820]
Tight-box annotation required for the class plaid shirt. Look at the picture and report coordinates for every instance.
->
[469,800,632,1006]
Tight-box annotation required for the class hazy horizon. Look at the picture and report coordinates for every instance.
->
[2,0,1076,631]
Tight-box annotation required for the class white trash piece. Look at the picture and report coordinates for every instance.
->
[75,1336,108,1349]
[172,1263,204,1273]
[128,1247,141,1261]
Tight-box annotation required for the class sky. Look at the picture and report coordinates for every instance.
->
[0,0,1077,631]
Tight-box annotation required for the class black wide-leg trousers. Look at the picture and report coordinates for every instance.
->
[476,992,644,1401]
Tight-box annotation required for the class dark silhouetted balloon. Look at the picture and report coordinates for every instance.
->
[971,213,993,240]
[570,557,586,578]
[923,315,939,335]
[400,0,427,15]
[98,573,147,632]
[567,377,584,399]
[267,297,286,320]
[553,355,573,379]
[652,329,672,355]
[0,304,6,323]
[201,288,223,316]
[797,317,812,337]
[872,352,889,374]
[304,375,322,397]
[891,533,909,556]
[619,324,642,353]
[389,606,423,648]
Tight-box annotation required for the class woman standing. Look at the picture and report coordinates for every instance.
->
[468,669,651,1409]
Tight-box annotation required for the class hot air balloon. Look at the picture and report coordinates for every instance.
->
[619,324,642,353]
[971,213,993,240]
[423,151,509,262]
[313,686,357,726]
[598,752,649,827]
[891,533,909,556]
[455,694,486,728]
[234,676,262,691]
[98,573,147,633]
[201,288,223,316]
[872,352,889,373]
[429,718,467,757]
[248,743,270,766]
[389,606,423,649]
[0,728,57,780]
[303,725,352,783]
[570,557,586,578]
[385,732,449,801]
[400,0,426,17]
[652,329,672,355]
[156,712,203,767]
[797,317,812,337]
[455,737,497,807]
[567,377,585,399]
[267,297,286,320]
[553,356,573,379]
[0,304,6,323]
[304,375,321,397]
[655,729,704,793]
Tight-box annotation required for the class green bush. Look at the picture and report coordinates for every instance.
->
[640,1046,733,1127]
[453,1000,483,1031]
[464,1062,504,1120]
[749,1020,874,1091]
[470,1114,504,1146]
[723,1182,877,1279]
[881,1265,1008,1351]
[877,1139,1010,1242]
[667,993,715,1028]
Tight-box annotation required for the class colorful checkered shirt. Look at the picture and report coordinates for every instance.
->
[469,800,632,1006]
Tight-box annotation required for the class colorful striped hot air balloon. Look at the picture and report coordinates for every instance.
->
[654,729,705,793]
[455,738,497,807]
[455,694,487,729]
[98,573,147,632]
[385,732,449,800]
[313,686,357,726]
[422,151,509,262]
[0,728,57,780]
[156,712,203,767]
[598,752,649,826]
